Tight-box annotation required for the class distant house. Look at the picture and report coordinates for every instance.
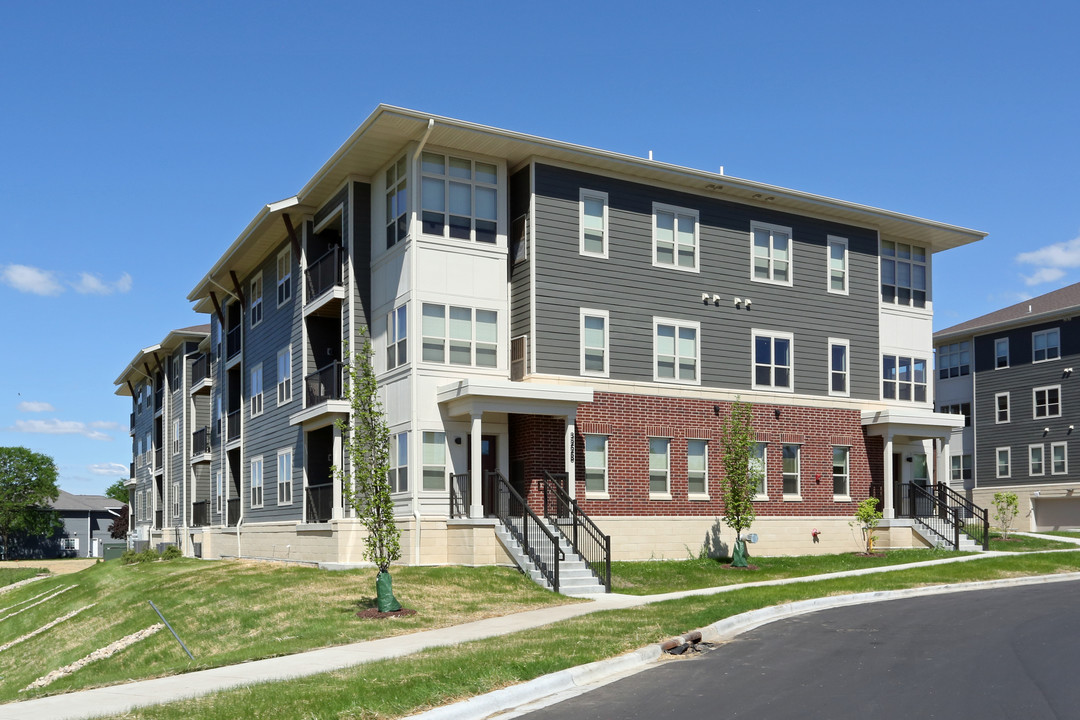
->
[14,491,125,559]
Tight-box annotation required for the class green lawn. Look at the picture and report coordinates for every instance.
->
[988,532,1077,552]
[0,567,48,589]
[98,551,1080,720]
[1045,531,1080,539]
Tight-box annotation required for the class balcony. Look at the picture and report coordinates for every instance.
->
[129,462,135,479]
[129,412,135,431]
[191,426,211,458]
[191,500,210,527]
[190,354,211,392]
[154,448,163,471]
[226,498,240,527]
[153,386,164,413]
[305,361,344,406]
[305,245,343,302]
[306,484,333,523]
[226,325,241,360]
[226,410,241,443]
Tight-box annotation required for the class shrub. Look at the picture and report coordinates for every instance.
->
[161,544,182,560]
[993,491,1020,540]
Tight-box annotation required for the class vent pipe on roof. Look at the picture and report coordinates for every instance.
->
[719,166,724,175]
[1029,305,1033,313]
[648,150,653,161]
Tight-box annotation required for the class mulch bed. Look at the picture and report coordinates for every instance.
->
[356,607,417,619]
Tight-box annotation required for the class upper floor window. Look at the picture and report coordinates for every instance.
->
[653,204,698,271]
[385,155,409,248]
[1033,328,1060,363]
[421,304,498,368]
[995,338,1009,369]
[940,402,971,427]
[250,364,263,418]
[881,240,927,308]
[882,355,927,402]
[753,330,793,391]
[654,319,699,383]
[827,236,848,294]
[276,249,292,306]
[937,341,970,379]
[752,221,792,286]
[580,190,608,258]
[250,272,263,328]
[996,392,1010,423]
[421,153,497,244]
[1034,385,1061,418]
[173,419,180,455]
[581,309,609,377]
[829,338,849,397]
[387,305,408,370]
[171,356,181,393]
[1029,444,1045,476]
[277,346,292,405]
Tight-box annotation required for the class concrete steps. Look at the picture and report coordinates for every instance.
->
[494,519,607,595]
[911,518,982,551]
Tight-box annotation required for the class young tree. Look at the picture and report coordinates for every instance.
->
[720,400,760,568]
[334,331,402,612]
[0,447,62,560]
[852,497,883,554]
[993,491,1019,541]
[104,478,129,503]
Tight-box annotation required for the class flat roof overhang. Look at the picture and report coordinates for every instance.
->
[437,378,593,419]
[862,408,965,441]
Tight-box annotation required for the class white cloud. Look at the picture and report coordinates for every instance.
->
[1,264,64,296]
[1015,234,1080,286]
[88,462,128,476]
[17,400,55,413]
[73,272,133,295]
[1022,267,1066,286]
[89,420,122,430]
[7,419,113,441]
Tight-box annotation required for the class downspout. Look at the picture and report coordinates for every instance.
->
[88,510,92,559]
[411,119,436,567]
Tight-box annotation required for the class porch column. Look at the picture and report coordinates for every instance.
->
[936,436,950,489]
[883,433,895,519]
[469,412,484,518]
[332,424,343,519]
[565,410,577,500]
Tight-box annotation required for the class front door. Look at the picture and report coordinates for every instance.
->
[467,435,498,515]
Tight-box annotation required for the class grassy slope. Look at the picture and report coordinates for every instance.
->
[0,568,48,588]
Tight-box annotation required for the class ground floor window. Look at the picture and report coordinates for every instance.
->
[752,443,767,498]
[649,437,670,496]
[687,439,708,496]
[782,444,800,497]
[423,432,447,491]
[584,434,608,495]
[832,446,850,497]
[60,537,79,552]
[996,447,1011,478]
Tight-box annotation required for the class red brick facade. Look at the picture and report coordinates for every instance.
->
[510,391,872,517]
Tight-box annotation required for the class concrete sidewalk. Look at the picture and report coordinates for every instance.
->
[3,544,1079,720]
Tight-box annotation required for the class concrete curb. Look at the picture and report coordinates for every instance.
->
[404,571,1080,720]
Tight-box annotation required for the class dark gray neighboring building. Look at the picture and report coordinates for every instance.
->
[14,490,125,559]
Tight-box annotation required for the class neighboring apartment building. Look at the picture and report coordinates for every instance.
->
[119,105,984,567]
[935,283,1080,531]
[11,491,124,559]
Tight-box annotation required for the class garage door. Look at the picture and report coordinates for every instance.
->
[1032,497,1080,531]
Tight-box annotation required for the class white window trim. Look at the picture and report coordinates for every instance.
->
[995,337,1009,369]
[826,235,848,295]
[249,272,263,328]
[277,345,293,406]
[752,329,795,393]
[277,448,293,506]
[250,456,264,509]
[583,433,609,500]
[1051,441,1069,475]
[172,419,180,455]
[648,436,672,500]
[1033,384,1062,419]
[996,447,1012,479]
[995,391,1010,424]
[387,304,408,371]
[687,438,709,500]
[782,443,801,500]
[580,308,610,378]
[828,337,850,398]
[579,189,609,259]
[1032,328,1061,364]
[250,363,264,418]
[750,220,794,287]
[276,248,292,308]
[881,354,928,403]
[653,317,701,385]
[832,445,851,500]
[753,443,768,501]
[651,202,699,273]
[1029,443,1045,477]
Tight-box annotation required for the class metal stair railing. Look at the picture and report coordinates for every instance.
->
[449,473,469,519]
[491,470,563,593]
[896,482,981,550]
[936,483,990,550]
[541,471,611,592]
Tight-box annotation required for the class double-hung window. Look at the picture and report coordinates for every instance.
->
[880,240,927,307]
[581,309,609,377]
[421,152,498,244]
[1052,442,1068,475]
[584,434,608,496]
[827,236,848,294]
[654,319,699,383]
[937,341,970,379]
[751,221,792,285]
[951,454,972,482]
[172,481,180,517]
[653,204,698,270]
[1034,386,1061,418]
[171,356,181,393]
[216,470,223,514]
[136,439,143,467]
[687,439,708,497]
[389,432,408,493]
[276,249,292,306]
[1033,328,1061,362]
[250,457,264,508]
[1029,444,1045,476]
[387,305,408,370]
[277,449,292,505]
[250,364,263,417]
[580,190,608,257]
[833,446,850,498]
[996,392,1010,423]
[753,330,793,391]
[250,272,263,327]
[995,338,1009,369]
[277,347,292,404]
[173,419,180,455]
[829,338,849,396]
[385,155,409,248]
[996,447,1011,479]
[882,355,927,402]
[649,437,670,497]
[422,432,446,491]
[421,304,498,367]
[782,444,800,497]
[752,442,767,499]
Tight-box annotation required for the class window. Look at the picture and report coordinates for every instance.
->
[146,433,152,466]
[421,152,498,244]
[995,338,1009,369]
[751,221,792,285]
[940,403,972,427]
[1030,445,1045,476]
[996,392,1010,423]
[648,437,670,496]
[1033,328,1061,362]
[171,355,181,393]
[1052,442,1068,475]
[276,248,292,306]
[421,304,498,367]
[1034,386,1061,418]
[584,435,608,495]
[216,470,223,514]
[752,443,767,498]
[215,395,223,438]
[581,310,609,377]
[250,457,264,508]
[250,364,263,417]
[880,240,927,308]
[996,447,1011,478]
[136,439,143,467]
[387,305,408,370]
[827,236,848,294]
[277,450,292,505]
[277,347,292,404]
[385,154,408,248]
[753,331,793,391]
[136,384,142,412]
[580,190,608,257]
[389,432,408,493]
[172,481,180,517]
[829,338,849,396]
[61,537,79,552]
[951,454,972,482]
[172,419,180,455]
[833,446,850,497]
[422,432,446,491]
[937,341,970,379]
[782,444,800,497]
[654,319,699,383]
[250,272,263,327]
[653,204,698,270]
[882,355,927,402]
[687,439,708,497]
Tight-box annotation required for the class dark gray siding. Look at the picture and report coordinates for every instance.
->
[168,348,185,525]
[531,164,880,397]
[509,166,532,361]
[210,315,225,524]
[973,318,1080,488]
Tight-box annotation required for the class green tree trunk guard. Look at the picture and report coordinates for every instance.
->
[731,537,750,568]
[376,570,401,612]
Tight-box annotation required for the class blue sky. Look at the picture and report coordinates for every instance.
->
[1,1,1078,495]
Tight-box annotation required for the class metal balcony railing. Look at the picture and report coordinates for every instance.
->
[305,246,343,300]
[191,426,210,455]
[154,448,163,470]
[227,410,241,442]
[154,510,163,530]
[305,484,334,523]
[226,325,241,359]
[191,500,210,527]
[227,498,240,527]
[305,361,344,406]
[191,353,210,385]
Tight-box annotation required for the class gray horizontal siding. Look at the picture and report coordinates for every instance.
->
[509,167,532,360]
[530,164,880,398]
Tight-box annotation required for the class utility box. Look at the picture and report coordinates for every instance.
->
[102,542,127,561]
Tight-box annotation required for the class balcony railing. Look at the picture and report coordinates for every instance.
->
[306,484,333,523]
[129,412,135,430]
[153,386,163,412]
[154,510,163,530]
[226,325,241,360]
[191,500,210,527]
[191,353,210,386]
[154,448,163,470]
[129,462,135,478]
[305,361,344,406]
[227,498,240,527]
[305,246,343,300]
[192,426,210,455]
[227,410,241,442]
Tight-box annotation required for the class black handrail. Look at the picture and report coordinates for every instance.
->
[226,325,241,359]
[305,245,343,299]
[936,483,990,550]
[191,354,210,386]
[895,482,987,550]
[541,470,611,592]
[227,410,241,442]
[449,473,470,518]
[191,500,210,527]
[306,484,333,523]
[226,498,240,527]
[491,470,562,593]
[191,426,211,455]
[305,361,344,405]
